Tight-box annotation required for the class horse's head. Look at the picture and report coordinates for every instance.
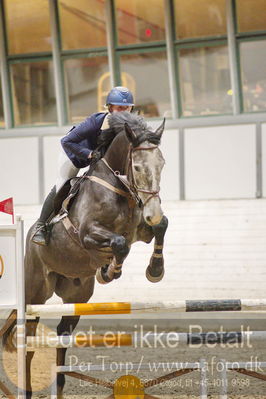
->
[106,111,165,226]
[124,117,165,226]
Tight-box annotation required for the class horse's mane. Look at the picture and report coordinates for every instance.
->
[108,111,149,133]
[97,112,161,148]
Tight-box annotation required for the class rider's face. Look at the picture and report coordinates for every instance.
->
[109,105,132,113]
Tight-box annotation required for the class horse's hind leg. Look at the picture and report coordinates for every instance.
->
[24,247,57,398]
[55,316,80,398]
[146,215,168,282]
[25,275,56,398]
[26,318,39,399]
[55,276,95,398]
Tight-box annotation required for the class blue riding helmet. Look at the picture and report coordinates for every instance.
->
[106,86,134,106]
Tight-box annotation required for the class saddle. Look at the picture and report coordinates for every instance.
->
[53,177,79,215]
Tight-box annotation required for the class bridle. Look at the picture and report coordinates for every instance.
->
[126,144,161,206]
[99,142,161,208]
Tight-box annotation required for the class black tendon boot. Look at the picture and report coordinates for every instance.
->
[31,186,56,246]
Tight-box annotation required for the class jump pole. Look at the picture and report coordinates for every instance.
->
[26,298,266,317]
[27,330,266,350]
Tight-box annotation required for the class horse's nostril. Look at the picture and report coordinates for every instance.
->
[146,215,154,226]
[145,214,163,226]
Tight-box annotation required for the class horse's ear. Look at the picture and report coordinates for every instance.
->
[155,118,165,140]
[124,122,137,144]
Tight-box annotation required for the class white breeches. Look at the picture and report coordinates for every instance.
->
[55,149,79,192]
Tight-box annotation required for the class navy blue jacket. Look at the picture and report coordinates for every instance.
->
[61,112,108,168]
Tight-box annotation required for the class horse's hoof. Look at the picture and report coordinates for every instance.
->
[96,267,112,284]
[145,266,164,283]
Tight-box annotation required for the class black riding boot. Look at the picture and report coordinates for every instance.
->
[31,186,56,246]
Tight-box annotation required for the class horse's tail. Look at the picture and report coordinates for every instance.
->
[2,310,18,353]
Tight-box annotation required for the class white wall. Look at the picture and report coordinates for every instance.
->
[0,137,39,204]
[262,123,266,197]
[0,123,260,205]
[184,124,256,200]
[43,136,62,195]
[160,129,179,200]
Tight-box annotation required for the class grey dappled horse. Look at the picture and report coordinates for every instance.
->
[3,112,168,398]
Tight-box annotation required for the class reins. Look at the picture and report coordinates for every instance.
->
[86,174,136,209]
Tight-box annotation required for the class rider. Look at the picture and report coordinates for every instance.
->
[32,86,134,246]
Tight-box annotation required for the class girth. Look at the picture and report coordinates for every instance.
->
[62,217,83,248]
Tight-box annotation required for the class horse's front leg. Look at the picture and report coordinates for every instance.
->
[97,235,130,284]
[146,215,168,282]
[82,224,130,284]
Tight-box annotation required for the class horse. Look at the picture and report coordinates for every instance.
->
[3,111,168,398]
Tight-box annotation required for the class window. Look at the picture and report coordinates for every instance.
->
[59,0,107,50]
[119,51,170,117]
[115,0,165,45]
[0,77,4,128]
[11,60,57,126]
[236,0,266,33]
[115,2,168,117]
[2,0,266,128]
[179,45,232,116]
[174,0,226,39]
[173,0,231,117]
[59,1,109,124]
[4,0,51,54]
[236,1,266,113]
[240,40,266,112]
[64,56,110,123]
